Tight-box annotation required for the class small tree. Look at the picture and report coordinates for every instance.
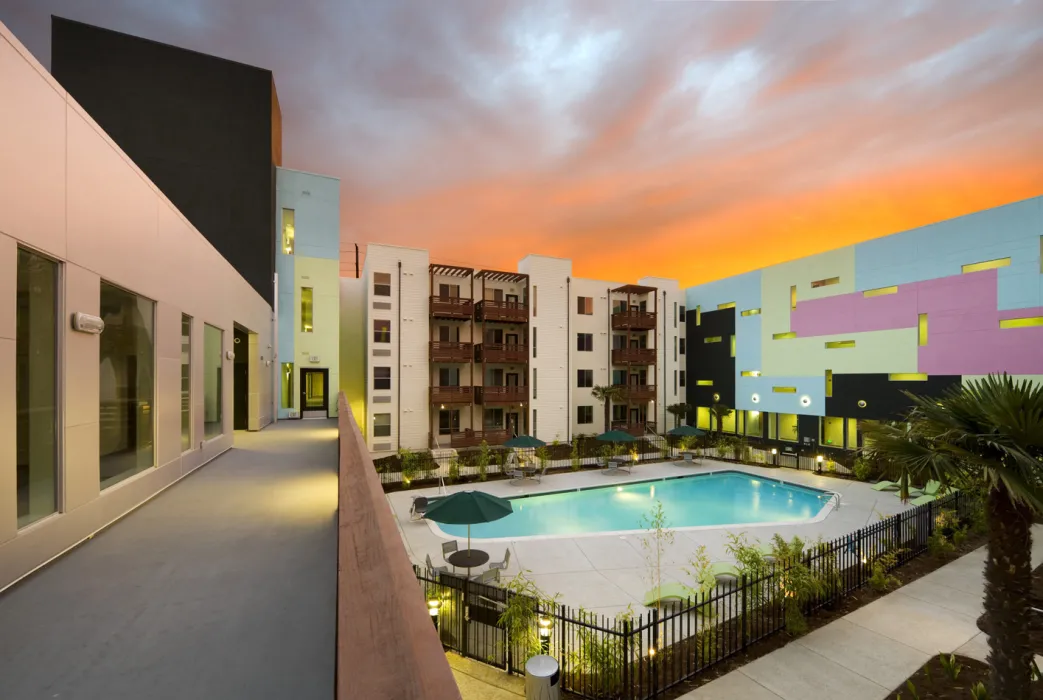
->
[592,384,627,433]
[477,440,490,481]
[666,402,691,429]
[499,572,560,663]
[710,402,733,434]
[641,500,674,616]
[570,438,582,471]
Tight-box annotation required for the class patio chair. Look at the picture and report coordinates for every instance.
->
[488,548,511,573]
[410,496,429,520]
[472,567,501,585]
[534,462,550,483]
[504,451,527,485]
[643,581,696,608]
[425,553,449,576]
[441,540,459,566]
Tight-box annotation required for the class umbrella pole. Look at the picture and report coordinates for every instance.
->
[467,524,471,557]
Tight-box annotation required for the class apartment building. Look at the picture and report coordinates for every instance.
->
[684,195,1043,460]
[275,168,340,420]
[345,246,685,454]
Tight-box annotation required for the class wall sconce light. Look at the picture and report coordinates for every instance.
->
[857,400,867,408]
[771,447,778,466]
[71,312,105,335]
[225,350,235,361]
[712,393,720,402]
[265,360,272,367]
[751,394,760,404]
[800,395,812,407]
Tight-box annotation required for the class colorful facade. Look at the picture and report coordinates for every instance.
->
[685,196,1043,454]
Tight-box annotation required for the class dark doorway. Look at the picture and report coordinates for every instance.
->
[507,412,519,437]
[233,327,249,430]
[300,368,329,419]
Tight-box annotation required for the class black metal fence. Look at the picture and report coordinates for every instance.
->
[415,492,969,699]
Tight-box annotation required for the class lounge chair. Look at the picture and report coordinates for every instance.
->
[425,553,449,575]
[905,480,942,498]
[710,562,742,584]
[489,548,511,573]
[871,480,900,491]
[410,496,429,520]
[909,493,937,507]
[472,567,501,584]
[644,581,696,608]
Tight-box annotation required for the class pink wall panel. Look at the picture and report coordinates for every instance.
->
[790,286,918,335]
[920,326,1043,374]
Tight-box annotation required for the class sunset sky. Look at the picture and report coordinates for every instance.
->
[3,0,1042,285]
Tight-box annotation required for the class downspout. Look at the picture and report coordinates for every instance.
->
[663,290,667,434]
[355,243,360,279]
[397,260,402,452]
[566,276,571,444]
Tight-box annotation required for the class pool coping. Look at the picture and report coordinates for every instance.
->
[425,468,840,544]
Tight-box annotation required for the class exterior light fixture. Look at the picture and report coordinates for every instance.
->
[816,455,824,463]
[71,312,105,335]
[800,395,811,407]
[538,615,553,653]
[751,393,760,403]
[770,447,778,466]
[428,599,441,630]
[750,410,759,417]
[771,448,778,455]
[648,646,657,658]
[225,350,235,361]
[712,393,720,402]
[857,400,867,408]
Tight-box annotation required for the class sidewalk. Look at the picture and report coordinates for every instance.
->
[682,525,1043,700]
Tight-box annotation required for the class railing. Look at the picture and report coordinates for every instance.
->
[613,384,656,401]
[448,429,509,448]
[611,420,657,436]
[336,394,461,700]
[430,296,474,319]
[416,491,969,699]
[475,385,528,404]
[612,310,657,330]
[612,348,656,365]
[475,343,528,364]
[475,299,528,324]
[429,341,473,363]
[430,386,473,404]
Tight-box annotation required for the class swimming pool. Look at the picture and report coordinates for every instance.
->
[434,471,834,541]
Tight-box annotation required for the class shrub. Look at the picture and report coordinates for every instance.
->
[927,530,955,558]
[869,550,902,592]
[570,439,581,471]
[852,457,873,481]
[477,441,490,481]
[771,535,823,636]
[399,448,418,486]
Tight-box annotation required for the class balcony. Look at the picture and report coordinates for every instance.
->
[429,341,472,363]
[443,429,509,448]
[475,299,528,324]
[613,384,657,401]
[430,386,473,404]
[612,347,656,365]
[611,310,656,331]
[611,421,658,437]
[475,343,528,364]
[475,385,528,405]
[429,296,473,320]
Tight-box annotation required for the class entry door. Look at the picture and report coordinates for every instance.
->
[505,333,518,347]
[300,368,329,419]
[506,412,519,437]
[505,373,519,386]
[629,407,640,425]
[505,294,518,304]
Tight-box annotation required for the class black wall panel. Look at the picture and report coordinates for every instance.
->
[685,308,735,410]
[826,373,964,421]
[52,17,277,306]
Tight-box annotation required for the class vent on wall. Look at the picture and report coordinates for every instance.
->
[741,308,761,316]
[863,286,898,298]
[811,277,840,288]
[962,258,1010,274]
[772,386,797,393]
[772,332,796,340]
[825,340,855,349]
[999,316,1043,329]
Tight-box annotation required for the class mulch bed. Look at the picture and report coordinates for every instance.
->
[883,654,1043,699]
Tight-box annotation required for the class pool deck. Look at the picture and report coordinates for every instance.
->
[391,459,913,617]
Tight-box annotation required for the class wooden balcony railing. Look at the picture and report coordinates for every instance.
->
[429,296,474,319]
[429,341,473,363]
[611,310,656,330]
[444,429,509,448]
[475,299,528,324]
[611,421,657,437]
[475,385,528,405]
[430,386,473,404]
[613,384,657,401]
[612,347,657,365]
[475,343,528,364]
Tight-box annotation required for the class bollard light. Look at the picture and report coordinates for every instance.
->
[648,646,656,658]
[538,615,553,654]
[428,599,441,630]
[816,455,824,463]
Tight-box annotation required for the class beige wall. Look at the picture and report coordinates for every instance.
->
[0,21,274,590]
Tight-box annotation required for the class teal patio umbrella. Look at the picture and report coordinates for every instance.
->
[424,490,513,555]
[504,435,546,449]
[596,430,637,443]
[667,425,705,437]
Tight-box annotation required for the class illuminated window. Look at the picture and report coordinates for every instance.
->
[695,305,701,325]
[695,379,713,386]
[790,285,797,310]
[962,258,1010,274]
[301,287,313,332]
[717,301,736,310]
[741,308,761,316]
[281,208,295,254]
[740,370,760,377]
[824,340,855,349]
[811,277,840,288]
[778,413,798,442]
[846,418,859,449]
[820,417,843,446]
[773,386,797,393]
[374,272,391,297]
[745,410,763,437]
[889,373,928,381]
[773,332,796,340]
[373,414,391,437]
[730,335,736,357]
[695,406,710,430]
[280,363,294,409]
[918,313,928,346]
[999,316,1043,329]
[373,319,391,343]
[825,369,832,398]
[704,336,722,343]
[863,286,897,298]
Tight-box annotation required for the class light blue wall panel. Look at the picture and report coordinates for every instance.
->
[276,168,341,261]
[736,374,826,417]
[685,269,762,313]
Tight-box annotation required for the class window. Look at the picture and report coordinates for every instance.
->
[373,319,391,343]
[772,332,796,340]
[962,258,1010,274]
[745,410,763,438]
[100,282,156,489]
[532,408,537,438]
[577,296,593,315]
[717,302,735,310]
[484,408,504,429]
[438,283,460,298]
[181,315,192,451]
[820,417,843,446]
[778,413,798,442]
[680,305,686,317]
[16,248,59,527]
[846,418,859,449]
[281,363,294,409]
[825,369,833,398]
[673,370,677,393]
[773,386,797,393]
[281,208,295,254]
[696,379,713,386]
[824,340,855,349]
[695,305,701,325]
[374,272,391,297]
[577,333,593,351]
[679,371,686,387]
[673,302,678,328]
[810,277,840,288]
[889,373,928,381]
[999,316,1043,329]
[679,338,686,354]
[533,327,537,357]
[533,368,537,399]
[374,367,391,390]
[704,336,722,344]
[673,337,677,361]
[577,369,593,388]
[768,412,777,439]
[438,367,460,386]
[611,369,626,385]
[438,410,460,435]
[533,285,537,316]
[612,405,627,422]
[203,324,223,441]
[695,407,710,430]
[918,313,928,345]
[730,335,736,358]
[578,406,594,424]
[301,287,313,332]
[863,286,897,298]
[740,370,760,377]
[790,285,797,310]
[373,413,391,437]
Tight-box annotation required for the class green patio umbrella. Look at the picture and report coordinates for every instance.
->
[667,425,705,437]
[503,435,546,449]
[596,430,637,443]
[424,490,513,555]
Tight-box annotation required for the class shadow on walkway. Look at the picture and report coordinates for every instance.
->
[0,420,338,700]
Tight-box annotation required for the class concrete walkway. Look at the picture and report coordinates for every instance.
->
[0,420,338,700]
[682,525,1043,700]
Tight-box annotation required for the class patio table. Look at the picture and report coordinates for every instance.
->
[446,549,490,579]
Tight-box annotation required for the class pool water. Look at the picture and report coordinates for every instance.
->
[437,471,831,540]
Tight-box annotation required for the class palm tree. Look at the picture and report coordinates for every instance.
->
[666,402,691,429]
[710,402,733,434]
[860,374,1043,700]
[591,384,626,433]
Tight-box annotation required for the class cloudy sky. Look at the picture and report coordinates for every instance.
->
[3,0,1042,284]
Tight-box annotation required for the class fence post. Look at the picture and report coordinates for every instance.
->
[740,574,748,651]
[622,618,631,700]
[651,608,659,699]
[462,575,469,659]
[927,501,934,539]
